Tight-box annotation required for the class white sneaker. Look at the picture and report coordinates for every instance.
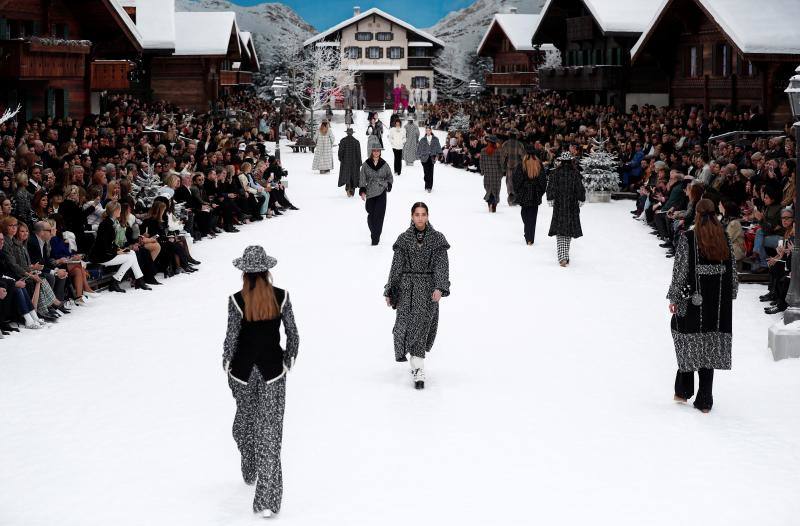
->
[261,510,273,518]
[25,321,43,330]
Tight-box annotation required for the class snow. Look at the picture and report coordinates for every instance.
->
[478,14,544,53]
[173,12,238,56]
[129,0,177,51]
[303,7,445,48]
[538,0,661,35]
[2,111,800,525]
[108,0,144,49]
[632,0,800,58]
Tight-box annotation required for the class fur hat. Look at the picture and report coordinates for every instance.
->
[233,245,277,273]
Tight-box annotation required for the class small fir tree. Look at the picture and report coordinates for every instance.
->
[580,137,620,193]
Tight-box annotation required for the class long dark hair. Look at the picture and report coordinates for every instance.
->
[694,198,730,262]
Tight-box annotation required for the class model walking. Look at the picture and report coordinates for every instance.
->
[416,126,442,192]
[384,202,450,389]
[480,136,503,212]
[388,119,407,175]
[359,137,394,245]
[337,127,362,197]
[546,150,585,266]
[223,245,299,518]
[512,146,547,245]
[667,199,737,413]
[311,121,334,174]
[501,129,526,206]
[403,118,420,167]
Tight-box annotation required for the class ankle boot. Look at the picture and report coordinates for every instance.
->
[134,278,152,291]
[109,280,126,293]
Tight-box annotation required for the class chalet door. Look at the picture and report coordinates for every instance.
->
[364,73,384,105]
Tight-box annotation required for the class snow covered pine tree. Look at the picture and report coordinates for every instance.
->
[580,137,620,202]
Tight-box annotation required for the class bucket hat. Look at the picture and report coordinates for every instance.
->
[233,245,277,273]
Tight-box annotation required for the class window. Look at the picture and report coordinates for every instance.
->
[714,42,731,77]
[376,32,393,41]
[687,45,701,77]
[343,46,362,59]
[594,49,603,65]
[409,47,429,57]
[387,46,403,59]
[411,76,430,89]
[355,32,373,41]
[366,46,383,59]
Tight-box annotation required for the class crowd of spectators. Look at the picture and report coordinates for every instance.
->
[0,93,300,337]
[423,91,796,315]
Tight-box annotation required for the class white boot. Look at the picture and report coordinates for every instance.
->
[24,312,43,329]
[261,509,273,518]
[31,311,46,327]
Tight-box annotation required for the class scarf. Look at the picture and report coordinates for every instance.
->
[112,219,126,248]
[415,225,428,244]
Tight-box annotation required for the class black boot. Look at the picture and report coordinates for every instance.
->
[415,380,425,390]
[134,278,152,291]
[145,277,163,286]
[109,280,126,293]
[759,292,775,302]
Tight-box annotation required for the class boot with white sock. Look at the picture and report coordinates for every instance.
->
[410,356,425,389]
[23,311,45,329]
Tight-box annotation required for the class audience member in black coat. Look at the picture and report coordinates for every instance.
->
[88,202,148,293]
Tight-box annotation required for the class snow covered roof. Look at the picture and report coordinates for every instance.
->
[173,12,240,56]
[239,31,260,71]
[537,0,662,35]
[631,0,800,59]
[478,14,544,54]
[130,0,176,51]
[107,0,144,50]
[303,7,445,48]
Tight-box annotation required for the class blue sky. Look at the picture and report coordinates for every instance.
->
[231,0,475,30]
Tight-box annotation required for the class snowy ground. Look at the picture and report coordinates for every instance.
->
[2,112,799,526]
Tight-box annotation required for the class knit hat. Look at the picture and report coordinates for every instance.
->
[233,245,277,273]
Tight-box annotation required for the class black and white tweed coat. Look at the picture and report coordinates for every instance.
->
[359,157,393,199]
[403,122,420,164]
[337,134,362,188]
[416,135,442,162]
[480,147,504,202]
[546,161,586,238]
[384,224,451,362]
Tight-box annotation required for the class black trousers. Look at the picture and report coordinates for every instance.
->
[365,191,387,245]
[675,368,714,410]
[392,149,403,175]
[44,273,67,302]
[520,205,539,243]
[422,159,434,190]
[135,248,157,281]
[654,211,669,239]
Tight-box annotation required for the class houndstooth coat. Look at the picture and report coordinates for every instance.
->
[403,122,420,164]
[480,147,504,202]
[384,224,451,362]
[546,161,585,238]
[312,132,334,171]
[337,133,362,189]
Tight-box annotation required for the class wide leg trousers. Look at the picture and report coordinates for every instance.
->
[422,159,434,190]
[392,149,403,175]
[520,205,539,243]
[556,236,571,262]
[365,191,387,245]
[230,370,286,514]
[674,368,714,410]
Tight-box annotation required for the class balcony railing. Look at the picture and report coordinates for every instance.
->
[486,72,538,86]
[90,60,131,91]
[237,71,253,85]
[407,57,432,69]
[220,70,238,86]
[0,39,88,79]
[538,66,624,91]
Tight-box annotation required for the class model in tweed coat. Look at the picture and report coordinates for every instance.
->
[311,130,335,172]
[384,220,450,374]
[501,135,527,205]
[337,128,362,196]
[359,140,394,245]
[403,120,420,165]
[546,159,585,238]
[480,143,504,209]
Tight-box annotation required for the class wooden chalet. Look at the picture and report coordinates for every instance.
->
[630,0,800,127]
[0,0,143,120]
[477,11,557,94]
[532,0,666,110]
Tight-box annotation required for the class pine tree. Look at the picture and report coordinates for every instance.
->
[448,111,470,133]
[580,137,620,195]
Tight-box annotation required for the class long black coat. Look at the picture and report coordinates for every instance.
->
[667,230,737,371]
[546,162,585,238]
[88,217,118,263]
[512,165,547,207]
[337,134,362,188]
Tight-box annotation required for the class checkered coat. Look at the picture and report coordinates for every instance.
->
[501,138,526,178]
[480,147,504,202]
[337,134,362,188]
[311,132,334,171]
[403,122,420,164]
[546,161,586,238]
[384,224,450,361]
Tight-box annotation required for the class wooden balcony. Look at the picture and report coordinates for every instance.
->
[90,60,132,91]
[220,70,238,86]
[0,39,89,79]
[407,57,432,69]
[539,66,624,91]
[486,72,538,86]
[237,71,253,85]
[566,16,594,42]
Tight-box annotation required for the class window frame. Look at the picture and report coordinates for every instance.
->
[375,32,394,41]
[355,32,373,41]
[343,46,362,59]
[387,46,404,59]
[366,46,383,59]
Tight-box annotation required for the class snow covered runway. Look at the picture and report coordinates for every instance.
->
[2,115,799,526]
